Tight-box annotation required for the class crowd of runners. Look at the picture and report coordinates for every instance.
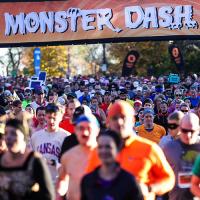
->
[0,73,200,200]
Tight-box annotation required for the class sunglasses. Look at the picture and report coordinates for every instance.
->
[181,109,189,113]
[167,123,179,130]
[175,94,182,97]
[181,128,197,134]
[25,91,31,94]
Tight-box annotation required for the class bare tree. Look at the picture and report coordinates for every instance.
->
[7,47,23,75]
[0,47,23,76]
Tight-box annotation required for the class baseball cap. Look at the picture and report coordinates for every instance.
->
[136,87,142,91]
[89,78,95,84]
[24,87,32,93]
[155,85,164,93]
[104,91,111,95]
[143,108,154,116]
[107,100,134,119]
[72,105,92,124]
[119,89,127,95]
[4,90,12,97]
[57,97,66,105]
[133,81,139,88]
[134,100,142,106]
[75,114,99,127]
[143,98,153,106]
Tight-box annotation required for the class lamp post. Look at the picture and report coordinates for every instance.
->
[66,46,71,78]
[102,43,107,72]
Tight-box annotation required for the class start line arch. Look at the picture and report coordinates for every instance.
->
[0,0,200,47]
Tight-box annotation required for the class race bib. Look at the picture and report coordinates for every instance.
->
[178,171,192,188]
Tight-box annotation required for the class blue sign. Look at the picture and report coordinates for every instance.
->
[34,48,41,76]
[39,71,46,83]
[29,80,42,89]
[168,74,180,84]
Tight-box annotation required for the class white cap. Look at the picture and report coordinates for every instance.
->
[89,78,95,83]
[4,90,12,97]
[136,87,142,91]
[133,81,139,88]
[57,97,66,105]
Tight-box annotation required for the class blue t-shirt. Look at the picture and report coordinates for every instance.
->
[189,96,200,108]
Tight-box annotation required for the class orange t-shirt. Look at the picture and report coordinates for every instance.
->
[136,124,166,144]
[86,136,174,194]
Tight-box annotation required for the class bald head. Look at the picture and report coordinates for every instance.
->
[180,113,200,145]
[108,100,135,120]
[180,113,200,130]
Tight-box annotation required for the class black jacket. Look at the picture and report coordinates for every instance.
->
[154,113,168,131]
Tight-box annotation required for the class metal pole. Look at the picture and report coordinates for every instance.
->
[67,46,70,77]
[103,43,106,65]
[102,43,107,73]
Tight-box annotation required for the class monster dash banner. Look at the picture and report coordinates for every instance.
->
[0,0,200,46]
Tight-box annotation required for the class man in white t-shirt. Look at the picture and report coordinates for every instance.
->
[75,81,85,99]
[30,103,70,183]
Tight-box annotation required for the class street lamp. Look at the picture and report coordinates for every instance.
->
[102,43,107,72]
[66,46,71,78]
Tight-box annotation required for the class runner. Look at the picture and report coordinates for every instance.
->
[59,98,80,133]
[159,111,184,148]
[30,103,70,183]
[0,119,55,200]
[163,113,200,200]
[56,114,100,200]
[136,108,166,144]
[30,87,48,111]
[86,100,175,200]
[32,106,46,132]
[81,130,143,200]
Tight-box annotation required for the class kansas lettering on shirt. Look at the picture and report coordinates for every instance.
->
[36,142,60,157]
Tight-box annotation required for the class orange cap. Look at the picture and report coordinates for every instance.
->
[107,100,135,119]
